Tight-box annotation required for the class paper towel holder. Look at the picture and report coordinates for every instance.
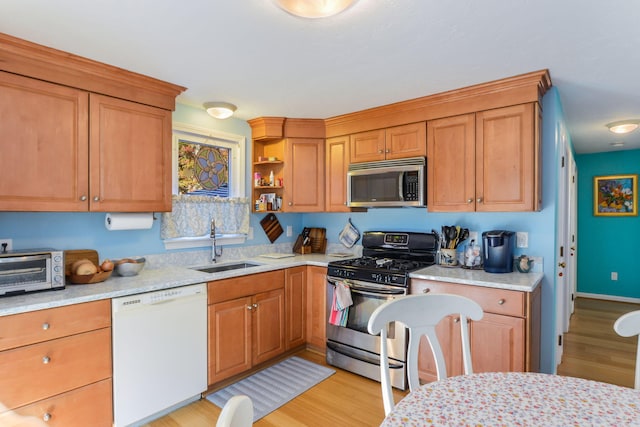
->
[105,212,156,231]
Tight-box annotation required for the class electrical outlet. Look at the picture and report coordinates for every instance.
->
[468,231,478,243]
[286,226,292,237]
[248,227,254,240]
[0,238,13,253]
[611,272,618,281]
[516,232,528,248]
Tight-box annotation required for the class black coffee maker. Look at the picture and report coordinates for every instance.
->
[482,230,515,273]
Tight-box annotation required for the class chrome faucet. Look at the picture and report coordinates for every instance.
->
[211,219,217,263]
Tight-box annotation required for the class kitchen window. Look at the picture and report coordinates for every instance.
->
[161,123,249,250]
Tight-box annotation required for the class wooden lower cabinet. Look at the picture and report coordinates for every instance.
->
[285,266,307,350]
[0,300,112,425]
[411,279,539,383]
[306,266,327,352]
[10,379,113,427]
[207,270,286,385]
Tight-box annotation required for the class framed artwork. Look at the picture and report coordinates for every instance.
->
[593,174,638,216]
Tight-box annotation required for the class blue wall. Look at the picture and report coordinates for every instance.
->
[576,150,640,299]
[0,93,565,373]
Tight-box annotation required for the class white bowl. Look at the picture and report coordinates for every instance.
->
[114,257,146,276]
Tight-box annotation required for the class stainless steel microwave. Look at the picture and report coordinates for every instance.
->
[0,249,65,296]
[347,157,426,208]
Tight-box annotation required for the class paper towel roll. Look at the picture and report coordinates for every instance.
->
[105,213,154,231]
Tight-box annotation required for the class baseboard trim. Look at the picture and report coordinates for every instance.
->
[576,292,640,304]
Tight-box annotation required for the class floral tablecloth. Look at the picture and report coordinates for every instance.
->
[381,372,640,426]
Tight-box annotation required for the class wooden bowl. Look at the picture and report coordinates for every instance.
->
[68,270,112,284]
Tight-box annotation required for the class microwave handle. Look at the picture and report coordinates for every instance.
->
[398,172,405,201]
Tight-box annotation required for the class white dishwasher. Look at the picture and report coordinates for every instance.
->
[112,283,208,427]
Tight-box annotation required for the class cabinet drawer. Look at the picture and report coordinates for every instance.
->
[411,279,525,317]
[9,379,113,427]
[0,328,112,409]
[0,300,111,351]
[208,270,285,304]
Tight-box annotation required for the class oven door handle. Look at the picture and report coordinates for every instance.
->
[348,285,406,296]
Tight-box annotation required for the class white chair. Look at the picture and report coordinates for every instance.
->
[613,310,640,389]
[215,395,254,427]
[367,293,484,415]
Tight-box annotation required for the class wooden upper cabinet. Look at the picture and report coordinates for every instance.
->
[427,103,540,212]
[427,113,476,212]
[385,122,427,160]
[284,138,325,212]
[89,94,172,212]
[350,122,426,163]
[326,135,351,212]
[0,71,89,211]
[476,103,539,212]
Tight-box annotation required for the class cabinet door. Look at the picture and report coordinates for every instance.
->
[306,266,327,352]
[326,135,351,212]
[385,122,426,160]
[285,267,307,350]
[476,103,536,212]
[470,312,525,372]
[208,297,252,384]
[427,114,476,212]
[284,138,324,212]
[253,288,285,365]
[350,129,385,163]
[0,71,89,211]
[89,94,172,212]
[417,315,462,383]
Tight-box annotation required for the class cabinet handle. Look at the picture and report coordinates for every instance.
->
[42,322,50,330]
[422,288,431,293]
[498,299,506,305]
[93,196,100,202]
[42,356,51,364]
[43,413,51,422]
[467,198,473,203]
[80,195,87,201]
[476,197,483,203]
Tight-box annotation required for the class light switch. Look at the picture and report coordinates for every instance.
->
[516,232,528,248]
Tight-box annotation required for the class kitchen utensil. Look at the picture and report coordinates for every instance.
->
[339,219,360,248]
[447,226,458,249]
[260,213,283,243]
[114,257,146,276]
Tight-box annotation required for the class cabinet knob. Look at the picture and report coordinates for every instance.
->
[467,198,473,203]
[253,303,258,309]
[42,322,50,330]
[454,317,460,323]
[247,305,253,311]
[498,299,506,305]
[422,288,431,293]
[476,197,483,203]
[93,196,100,202]
[80,195,87,201]
[385,149,390,153]
[288,202,293,206]
[43,413,51,422]
[42,356,51,364]
[378,149,384,154]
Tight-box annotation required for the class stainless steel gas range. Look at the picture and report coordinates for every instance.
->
[325,231,437,390]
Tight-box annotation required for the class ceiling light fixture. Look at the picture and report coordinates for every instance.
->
[273,0,357,18]
[606,120,640,134]
[203,102,237,119]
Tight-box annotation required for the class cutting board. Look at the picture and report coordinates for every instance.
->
[64,249,99,275]
[260,213,283,243]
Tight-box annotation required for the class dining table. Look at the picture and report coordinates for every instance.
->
[380,372,640,426]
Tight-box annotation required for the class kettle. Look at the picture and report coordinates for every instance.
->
[481,230,515,273]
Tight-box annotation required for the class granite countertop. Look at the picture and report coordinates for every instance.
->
[410,265,543,292]
[0,253,333,316]
[0,254,544,316]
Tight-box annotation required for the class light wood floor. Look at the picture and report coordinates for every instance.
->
[146,297,639,426]
[556,297,639,388]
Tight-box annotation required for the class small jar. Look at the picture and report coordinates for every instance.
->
[254,172,261,187]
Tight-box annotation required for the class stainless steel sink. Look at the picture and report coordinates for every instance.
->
[192,262,261,274]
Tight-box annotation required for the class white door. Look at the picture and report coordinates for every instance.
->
[555,122,568,367]
[567,156,578,315]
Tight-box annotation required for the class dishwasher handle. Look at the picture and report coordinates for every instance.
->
[112,283,207,313]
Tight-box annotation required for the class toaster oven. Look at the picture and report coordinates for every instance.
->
[0,249,65,296]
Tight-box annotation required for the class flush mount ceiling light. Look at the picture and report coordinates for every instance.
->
[606,120,640,134]
[203,102,237,119]
[273,0,357,18]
